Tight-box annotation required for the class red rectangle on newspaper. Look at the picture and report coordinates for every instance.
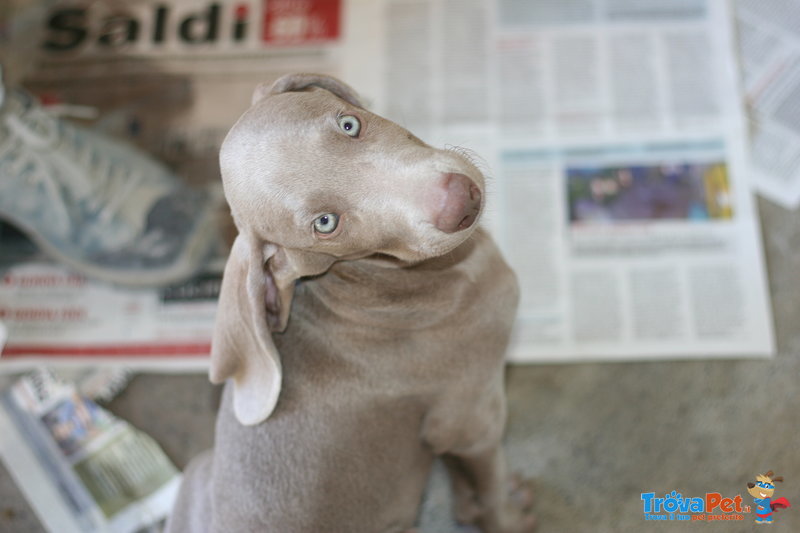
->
[262,0,341,44]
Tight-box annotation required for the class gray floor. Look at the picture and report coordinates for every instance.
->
[1,196,799,533]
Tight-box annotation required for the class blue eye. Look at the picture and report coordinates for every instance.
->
[313,213,339,234]
[337,115,361,137]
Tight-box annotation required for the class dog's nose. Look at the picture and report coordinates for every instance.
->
[434,173,482,233]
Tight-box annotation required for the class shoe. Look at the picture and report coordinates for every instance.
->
[0,68,222,287]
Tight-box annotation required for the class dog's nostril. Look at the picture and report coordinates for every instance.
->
[434,173,482,234]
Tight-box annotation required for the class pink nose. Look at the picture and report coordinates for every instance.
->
[434,173,482,233]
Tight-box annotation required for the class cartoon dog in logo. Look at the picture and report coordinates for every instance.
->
[747,471,791,524]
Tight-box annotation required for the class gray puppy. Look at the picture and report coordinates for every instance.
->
[167,73,533,533]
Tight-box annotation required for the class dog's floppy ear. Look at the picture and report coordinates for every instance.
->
[251,73,363,107]
[209,233,335,426]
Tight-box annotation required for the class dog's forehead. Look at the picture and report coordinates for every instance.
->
[222,88,365,171]
[223,93,327,172]
[245,88,350,131]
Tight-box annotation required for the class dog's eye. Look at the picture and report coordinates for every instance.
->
[313,213,339,234]
[337,115,361,137]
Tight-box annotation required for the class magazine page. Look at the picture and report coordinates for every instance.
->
[345,0,774,361]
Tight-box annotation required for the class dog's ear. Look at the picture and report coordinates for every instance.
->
[209,233,335,426]
[251,73,363,107]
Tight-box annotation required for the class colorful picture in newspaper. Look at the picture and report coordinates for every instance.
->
[567,161,733,224]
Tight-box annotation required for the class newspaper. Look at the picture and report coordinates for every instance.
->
[0,0,774,365]
[1,0,344,370]
[735,0,800,208]
[0,223,220,371]
[0,369,180,532]
[346,0,774,361]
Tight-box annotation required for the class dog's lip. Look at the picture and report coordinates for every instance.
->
[412,221,480,259]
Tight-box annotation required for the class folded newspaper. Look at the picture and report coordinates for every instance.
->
[0,369,180,532]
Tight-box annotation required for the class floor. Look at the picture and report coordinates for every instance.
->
[1,197,799,533]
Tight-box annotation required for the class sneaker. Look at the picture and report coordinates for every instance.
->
[0,68,222,287]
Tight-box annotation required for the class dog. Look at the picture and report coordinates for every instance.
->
[167,73,533,533]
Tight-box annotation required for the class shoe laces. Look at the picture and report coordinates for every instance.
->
[0,84,144,226]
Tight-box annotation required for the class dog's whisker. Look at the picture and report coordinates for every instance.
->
[444,144,493,179]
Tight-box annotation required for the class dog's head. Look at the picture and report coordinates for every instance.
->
[212,73,486,425]
[747,471,783,499]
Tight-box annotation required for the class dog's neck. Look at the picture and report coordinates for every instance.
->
[299,228,486,330]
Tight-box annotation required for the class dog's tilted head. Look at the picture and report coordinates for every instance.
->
[221,73,485,261]
[212,73,486,425]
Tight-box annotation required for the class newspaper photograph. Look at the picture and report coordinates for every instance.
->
[0,0,775,366]
[0,368,180,532]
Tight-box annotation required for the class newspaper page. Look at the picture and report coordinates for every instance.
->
[0,369,180,532]
[0,0,346,370]
[344,0,774,361]
[0,223,220,371]
[735,0,800,208]
[1,0,774,365]
[0,260,220,371]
